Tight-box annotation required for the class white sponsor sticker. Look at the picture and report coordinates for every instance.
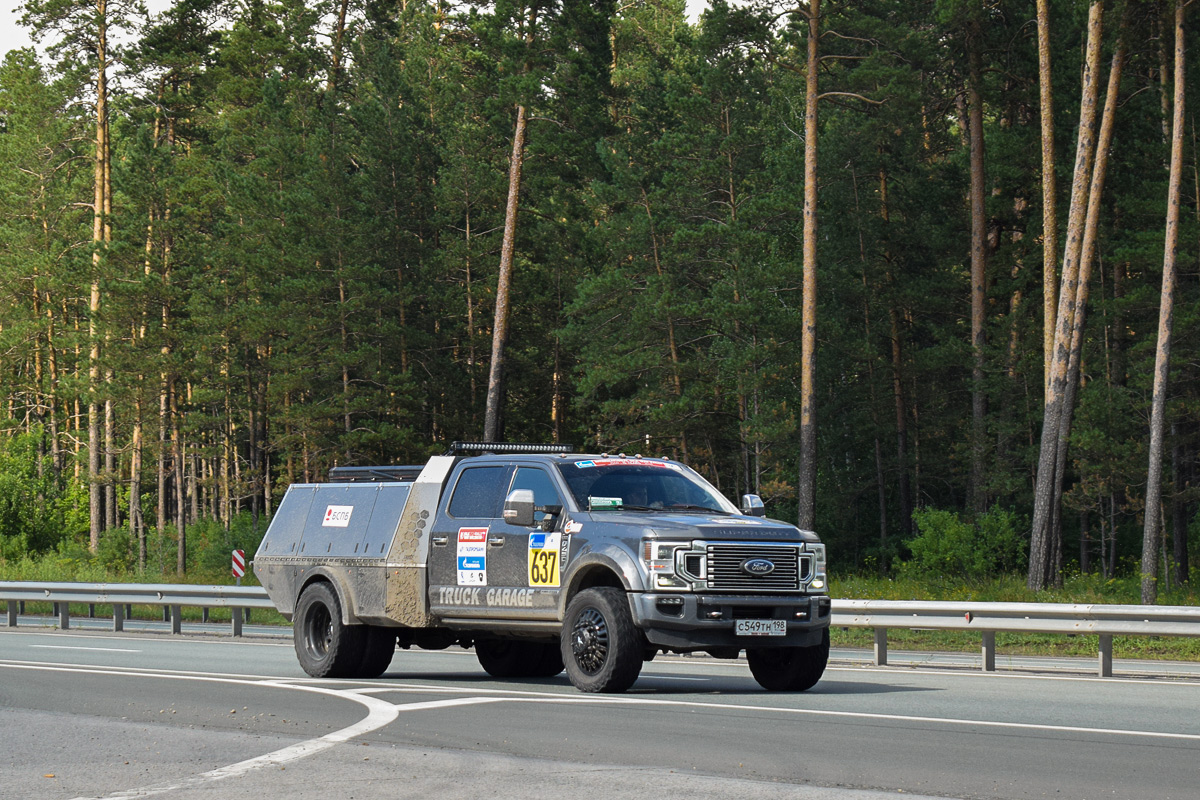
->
[322,505,353,527]
[457,527,488,586]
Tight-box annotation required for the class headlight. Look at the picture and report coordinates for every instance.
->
[807,543,827,590]
[642,539,693,590]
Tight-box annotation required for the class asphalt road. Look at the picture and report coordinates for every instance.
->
[1,629,1197,800]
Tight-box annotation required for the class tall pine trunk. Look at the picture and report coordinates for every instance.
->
[1142,1,1187,605]
[797,0,819,530]
[1037,0,1057,396]
[484,4,539,442]
[87,0,110,552]
[967,12,988,513]
[1028,1,1105,591]
[483,100,527,442]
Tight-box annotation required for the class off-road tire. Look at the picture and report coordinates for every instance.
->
[560,587,643,693]
[476,639,564,678]
[746,628,829,691]
[357,625,398,678]
[294,582,366,678]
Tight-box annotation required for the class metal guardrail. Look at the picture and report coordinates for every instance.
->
[0,581,276,637]
[2,583,1197,677]
[832,599,1200,677]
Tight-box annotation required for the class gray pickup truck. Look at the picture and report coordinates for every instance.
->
[254,442,830,693]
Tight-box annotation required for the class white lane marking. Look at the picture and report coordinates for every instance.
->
[0,629,292,649]
[825,663,1200,687]
[643,675,708,682]
[7,628,1200,684]
[29,645,140,653]
[5,659,1200,745]
[480,695,1200,742]
[0,661,503,800]
[72,696,503,800]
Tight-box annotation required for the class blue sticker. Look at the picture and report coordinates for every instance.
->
[458,556,485,570]
[529,533,546,549]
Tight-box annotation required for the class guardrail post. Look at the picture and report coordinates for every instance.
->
[981,631,996,672]
[873,628,888,666]
[1098,634,1113,677]
[113,602,124,633]
[6,601,15,627]
[125,604,132,620]
[202,607,210,623]
[170,605,182,635]
[163,606,170,622]
[232,607,243,637]
[89,603,96,618]
[59,601,70,630]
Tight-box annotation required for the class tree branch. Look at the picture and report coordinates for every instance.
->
[816,91,885,105]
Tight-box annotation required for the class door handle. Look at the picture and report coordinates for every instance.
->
[432,535,448,546]
[487,536,505,547]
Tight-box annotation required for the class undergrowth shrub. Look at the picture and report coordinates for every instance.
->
[898,505,1026,583]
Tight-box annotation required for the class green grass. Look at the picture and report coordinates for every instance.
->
[832,572,1200,605]
[830,573,1200,662]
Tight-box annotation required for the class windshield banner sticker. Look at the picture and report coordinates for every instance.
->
[574,458,679,469]
[457,527,488,586]
[589,496,622,510]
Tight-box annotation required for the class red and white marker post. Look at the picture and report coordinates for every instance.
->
[232,549,246,585]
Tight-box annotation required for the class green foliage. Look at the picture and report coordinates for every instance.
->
[0,512,268,584]
[0,0,1196,588]
[0,428,88,557]
[898,506,1027,583]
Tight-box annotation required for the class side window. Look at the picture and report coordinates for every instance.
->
[511,467,562,522]
[447,466,511,518]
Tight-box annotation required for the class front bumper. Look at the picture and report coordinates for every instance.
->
[630,592,831,650]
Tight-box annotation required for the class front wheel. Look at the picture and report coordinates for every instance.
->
[560,587,643,693]
[293,582,365,678]
[746,628,829,691]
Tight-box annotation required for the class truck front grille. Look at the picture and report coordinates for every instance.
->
[705,544,809,592]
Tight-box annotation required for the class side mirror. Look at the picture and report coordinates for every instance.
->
[741,494,766,517]
[503,489,536,527]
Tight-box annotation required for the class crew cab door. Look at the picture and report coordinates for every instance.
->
[428,464,513,618]
[485,466,566,620]
[428,463,566,620]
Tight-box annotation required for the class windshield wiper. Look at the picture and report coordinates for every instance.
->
[666,504,727,514]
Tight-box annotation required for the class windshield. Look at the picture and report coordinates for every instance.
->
[555,459,736,513]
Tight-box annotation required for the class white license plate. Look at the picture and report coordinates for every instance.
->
[735,619,787,636]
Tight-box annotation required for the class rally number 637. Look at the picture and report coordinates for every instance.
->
[527,532,561,587]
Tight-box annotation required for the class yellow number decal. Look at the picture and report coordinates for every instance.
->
[528,535,561,587]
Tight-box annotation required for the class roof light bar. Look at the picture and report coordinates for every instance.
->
[448,441,575,455]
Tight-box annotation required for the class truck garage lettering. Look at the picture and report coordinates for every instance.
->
[437,586,539,608]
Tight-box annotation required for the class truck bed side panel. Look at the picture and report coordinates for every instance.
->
[384,455,456,627]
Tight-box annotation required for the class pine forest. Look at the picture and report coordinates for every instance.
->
[1,0,1198,601]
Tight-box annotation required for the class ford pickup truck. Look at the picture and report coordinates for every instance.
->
[254,442,830,693]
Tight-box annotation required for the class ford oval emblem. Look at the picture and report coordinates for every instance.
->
[741,557,776,576]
